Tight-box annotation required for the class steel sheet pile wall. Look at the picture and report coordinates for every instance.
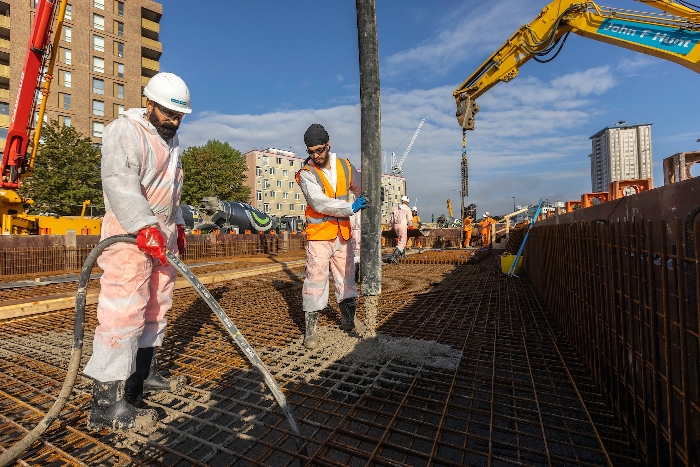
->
[525,218,700,466]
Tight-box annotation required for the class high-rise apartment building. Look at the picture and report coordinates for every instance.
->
[242,148,407,223]
[1,0,162,149]
[589,121,652,192]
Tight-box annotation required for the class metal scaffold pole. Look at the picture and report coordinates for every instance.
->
[356,0,381,334]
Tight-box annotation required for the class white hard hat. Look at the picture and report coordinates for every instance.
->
[401,196,409,203]
[482,213,488,218]
[485,211,490,216]
[143,72,192,114]
[411,206,417,211]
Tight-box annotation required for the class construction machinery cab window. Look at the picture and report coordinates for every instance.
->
[92,78,104,94]
[93,35,104,52]
[92,121,104,138]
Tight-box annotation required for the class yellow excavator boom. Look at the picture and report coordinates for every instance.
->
[454,0,700,129]
[447,198,454,218]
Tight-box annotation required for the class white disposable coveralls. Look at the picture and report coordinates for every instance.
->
[349,210,361,265]
[83,108,185,382]
[297,153,361,312]
[393,204,412,252]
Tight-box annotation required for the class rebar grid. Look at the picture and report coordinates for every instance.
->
[0,261,639,466]
[526,218,700,467]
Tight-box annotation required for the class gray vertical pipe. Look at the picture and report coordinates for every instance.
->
[357,0,381,297]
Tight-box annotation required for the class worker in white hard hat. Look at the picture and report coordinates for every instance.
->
[478,211,496,247]
[389,195,412,263]
[83,72,191,433]
[295,123,368,349]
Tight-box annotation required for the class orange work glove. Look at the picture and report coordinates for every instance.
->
[177,225,187,254]
[136,226,167,266]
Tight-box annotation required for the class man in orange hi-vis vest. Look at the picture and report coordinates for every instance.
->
[296,124,369,349]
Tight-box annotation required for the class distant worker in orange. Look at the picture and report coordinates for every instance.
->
[478,212,496,247]
[463,214,473,247]
[409,206,421,248]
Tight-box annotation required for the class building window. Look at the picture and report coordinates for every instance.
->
[62,26,72,43]
[114,0,124,16]
[61,116,71,127]
[276,180,282,187]
[0,103,8,115]
[269,167,275,175]
[295,193,300,200]
[114,62,124,78]
[92,100,104,116]
[288,181,294,189]
[276,157,282,165]
[262,157,269,166]
[256,191,262,201]
[263,180,270,189]
[289,160,294,167]
[93,0,105,9]
[283,192,288,199]
[263,204,270,213]
[255,167,262,176]
[59,47,72,65]
[282,170,288,177]
[65,4,72,20]
[92,78,104,94]
[92,121,104,138]
[276,203,282,210]
[289,204,295,211]
[93,13,105,30]
[92,35,104,52]
[58,92,71,110]
[301,204,306,211]
[114,20,124,36]
[114,83,124,99]
[270,191,276,199]
[113,103,124,118]
[93,56,105,73]
[59,70,71,88]
[114,41,124,57]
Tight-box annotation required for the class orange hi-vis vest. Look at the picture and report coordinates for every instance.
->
[295,157,353,241]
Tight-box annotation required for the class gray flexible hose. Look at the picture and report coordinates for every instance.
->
[0,235,307,466]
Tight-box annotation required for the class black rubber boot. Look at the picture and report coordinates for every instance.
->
[87,379,158,433]
[125,347,186,404]
[401,248,407,259]
[339,298,367,334]
[304,311,320,349]
[387,247,401,264]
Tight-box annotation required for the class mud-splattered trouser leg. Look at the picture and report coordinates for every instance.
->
[83,242,177,382]
[396,223,408,251]
[303,237,357,312]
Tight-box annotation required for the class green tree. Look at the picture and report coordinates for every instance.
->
[19,120,103,215]
[180,140,250,205]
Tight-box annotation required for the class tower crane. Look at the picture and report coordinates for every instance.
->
[391,118,425,176]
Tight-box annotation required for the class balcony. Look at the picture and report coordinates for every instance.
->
[0,38,9,50]
[141,57,159,72]
[0,15,9,30]
[0,89,8,99]
[0,65,9,78]
[141,36,162,53]
[141,18,159,34]
[0,114,9,127]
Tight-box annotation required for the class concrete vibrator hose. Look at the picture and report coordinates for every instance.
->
[0,234,307,466]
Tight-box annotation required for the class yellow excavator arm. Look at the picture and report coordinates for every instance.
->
[454,0,700,129]
[447,198,454,217]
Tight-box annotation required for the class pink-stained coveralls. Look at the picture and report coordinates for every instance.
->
[297,153,362,313]
[83,107,185,383]
[392,204,412,252]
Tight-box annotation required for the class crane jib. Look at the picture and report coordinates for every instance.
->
[597,18,700,55]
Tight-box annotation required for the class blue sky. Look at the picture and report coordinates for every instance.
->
[163,0,700,219]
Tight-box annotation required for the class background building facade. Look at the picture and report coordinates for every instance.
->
[589,122,652,192]
[381,173,406,223]
[2,0,162,149]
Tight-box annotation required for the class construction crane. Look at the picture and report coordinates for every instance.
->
[0,0,101,234]
[452,0,700,191]
[391,118,425,176]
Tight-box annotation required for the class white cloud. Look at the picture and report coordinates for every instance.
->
[383,0,541,78]
[179,66,616,217]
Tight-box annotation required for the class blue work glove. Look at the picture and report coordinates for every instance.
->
[352,194,369,213]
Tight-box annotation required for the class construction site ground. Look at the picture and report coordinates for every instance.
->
[0,249,640,466]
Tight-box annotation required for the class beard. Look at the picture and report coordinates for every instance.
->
[148,110,179,141]
[312,148,330,167]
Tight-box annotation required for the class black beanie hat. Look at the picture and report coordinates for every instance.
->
[304,123,329,147]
